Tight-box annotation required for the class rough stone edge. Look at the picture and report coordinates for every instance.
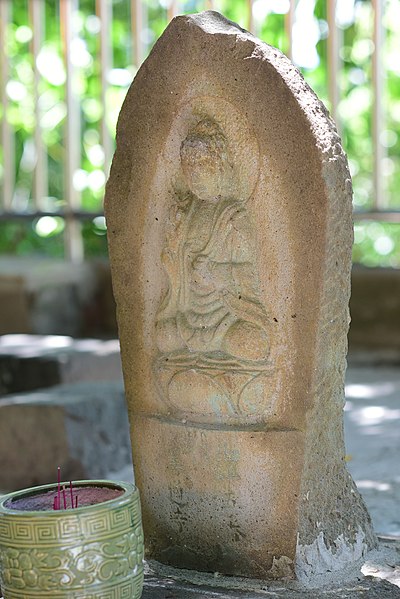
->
[181,12,377,581]
[231,11,378,577]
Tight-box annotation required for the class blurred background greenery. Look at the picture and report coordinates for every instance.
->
[0,0,399,267]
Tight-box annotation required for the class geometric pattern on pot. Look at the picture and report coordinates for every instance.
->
[0,494,141,548]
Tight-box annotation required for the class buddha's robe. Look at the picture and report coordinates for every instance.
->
[156,195,269,363]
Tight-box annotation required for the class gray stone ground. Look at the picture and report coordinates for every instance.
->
[344,365,400,538]
[0,335,122,395]
[141,564,400,598]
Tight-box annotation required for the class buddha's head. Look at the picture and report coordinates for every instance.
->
[180,119,231,201]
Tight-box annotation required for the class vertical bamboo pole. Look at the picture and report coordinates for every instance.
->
[247,0,254,34]
[60,0,83,262]
[327,0,342,133]
[30,0,48,210]
[0,0,14,211]
[96,0,113,176]
[168,0,179,23]
[285,0,295,61]
[372,0,385,209]
[131,0,145,67]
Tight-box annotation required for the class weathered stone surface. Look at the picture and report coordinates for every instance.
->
[0,382,131,492]
[105,10,376,584]
[0,257,112,337]
[0,275,30,335]
[349,266,400,354]
[0,335,122,396]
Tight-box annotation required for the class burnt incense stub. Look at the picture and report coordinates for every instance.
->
[105,10,376,584]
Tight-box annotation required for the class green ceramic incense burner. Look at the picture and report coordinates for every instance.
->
[0,480,144,599]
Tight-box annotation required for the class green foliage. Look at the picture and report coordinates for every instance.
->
[0,220,65,257]
[353,221,400,268]
[1,0,399,266]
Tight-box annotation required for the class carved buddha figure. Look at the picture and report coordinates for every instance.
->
[156,118,269,366]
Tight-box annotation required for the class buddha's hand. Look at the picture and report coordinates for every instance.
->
[191,255,215,290]
[192,254,210,275]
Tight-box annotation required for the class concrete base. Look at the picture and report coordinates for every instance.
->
[142,544,400,596]
[349,266,400,353]
[141,575,398,598]
[0,257,117,338]
[0,381,131,492]
[0,334,122,396]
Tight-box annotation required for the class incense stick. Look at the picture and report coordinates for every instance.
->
[57,466,61,511]
[69,481,74,509]
[54,467,79,510]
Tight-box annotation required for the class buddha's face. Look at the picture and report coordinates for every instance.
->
[180,121,229,202]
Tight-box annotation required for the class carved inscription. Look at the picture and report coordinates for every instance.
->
[154,117,274,420]
[169,488,189,534]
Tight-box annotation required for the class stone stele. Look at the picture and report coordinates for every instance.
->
[105,10,377,585]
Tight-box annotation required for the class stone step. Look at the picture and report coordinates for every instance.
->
[0,257,117,338]
[141,569,399,598]
[0,334,122,396]
[0,381,132,493]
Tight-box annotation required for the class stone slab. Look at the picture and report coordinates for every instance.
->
[349,267,400,352]
[1,574,399,599]
[0,257,119,337]
[105,9,375,583]
[141,576,399,599]
[0,275,30,335]
[0,257,99,336]
[142,549,400,597]
[0,335,122,396]
[0,381,131,492]
[143,581,400,598]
